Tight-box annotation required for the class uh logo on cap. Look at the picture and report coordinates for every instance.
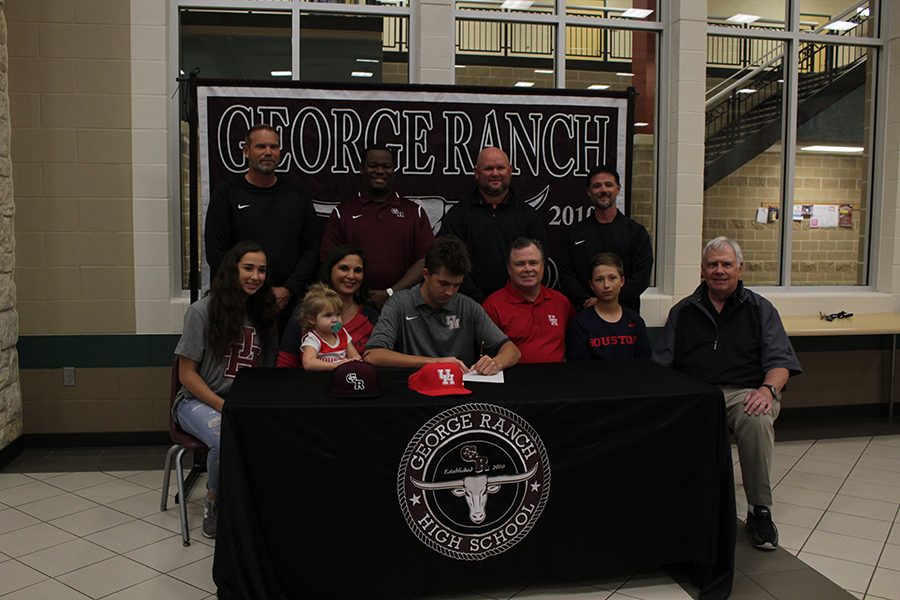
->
[409,363,471,396]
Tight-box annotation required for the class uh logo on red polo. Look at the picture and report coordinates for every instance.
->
[397,402,551,561]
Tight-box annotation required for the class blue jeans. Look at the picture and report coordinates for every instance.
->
[175,397,221,496]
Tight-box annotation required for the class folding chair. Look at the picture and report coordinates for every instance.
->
[160,357,208,546]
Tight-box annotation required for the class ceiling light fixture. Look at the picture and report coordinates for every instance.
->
[727,14,761,24]
[501,0,534,9]
[801,145,864,153]
[621,8,653,18]
[823,20,858,31]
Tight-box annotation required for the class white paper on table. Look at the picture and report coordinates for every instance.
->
[811,204,838,228]
[463,371,505,384]
[756,207,768,224]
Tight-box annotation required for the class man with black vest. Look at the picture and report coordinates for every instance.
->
[653,236,802,551]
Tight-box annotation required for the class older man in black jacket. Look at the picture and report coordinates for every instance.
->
[653,236,802,551]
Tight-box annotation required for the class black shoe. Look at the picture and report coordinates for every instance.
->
[746,506,778,550]
[202,498,218,539]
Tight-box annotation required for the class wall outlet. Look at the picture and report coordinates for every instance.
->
[63,367,75,387]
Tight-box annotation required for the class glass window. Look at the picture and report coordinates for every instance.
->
[179,9,293,288]
[565,1,658,22]
[457,1,555,16]
[299,13,408,84]
[704,38,785,286]
[566,26,657,254]
[791,41,874,286]
[178,5,408,288]
[798,0,876,36]
[316,0,409,5]
[455,20,555,88]
[180,9,292,80]
[707,1,787,31]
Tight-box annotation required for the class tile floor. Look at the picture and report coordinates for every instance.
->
[0,436,898,599]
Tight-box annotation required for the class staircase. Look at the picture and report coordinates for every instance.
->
[704,10,870,190]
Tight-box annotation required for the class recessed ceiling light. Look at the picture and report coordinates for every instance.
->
[635,122,649,127]
[727,14,761,24]
[501,0,534,9]
[534,69,554,74]
[455,65,466,69]
[356,58,379,64]
[801,145,864,153]
[270,70,292,77]
[351,71,374,78]
[737,88,757,94]
[616,72,634,77]
[823,20,858,31]
[588,84,610,90]
[621,8,653,18]
[515,81,535,87]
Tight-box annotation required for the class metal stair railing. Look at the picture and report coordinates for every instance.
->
[704,1,871,186]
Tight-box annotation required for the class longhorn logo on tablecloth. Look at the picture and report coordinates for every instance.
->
[397,403,550,561]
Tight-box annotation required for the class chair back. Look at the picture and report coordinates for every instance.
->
[170,357,206,450]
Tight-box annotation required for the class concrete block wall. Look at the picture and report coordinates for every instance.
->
[6,0,136,335]
[704,150,866,286]
[5,1,171,437]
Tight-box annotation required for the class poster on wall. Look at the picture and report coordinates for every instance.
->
[195,80,633,288]
[810,205,839,228]
[839,204,853,228]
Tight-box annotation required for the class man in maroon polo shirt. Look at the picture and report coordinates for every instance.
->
[482,238,574,363]
[320,145,435,308]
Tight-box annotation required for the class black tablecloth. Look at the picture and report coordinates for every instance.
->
[213,360,735,599]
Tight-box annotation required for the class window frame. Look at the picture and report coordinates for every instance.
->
[706,1,886,290]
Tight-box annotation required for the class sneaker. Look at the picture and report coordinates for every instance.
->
[746,506,778,550]
[202,498,218,539]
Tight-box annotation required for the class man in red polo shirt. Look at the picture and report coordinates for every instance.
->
[483,238,574,363]
[320,145,434,308]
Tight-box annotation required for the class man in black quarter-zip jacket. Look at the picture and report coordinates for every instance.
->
[653,236,802,552]
[205,125,319,332]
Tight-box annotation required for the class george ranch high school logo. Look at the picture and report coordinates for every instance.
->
[345,372,365,390]
[397,403,550,561]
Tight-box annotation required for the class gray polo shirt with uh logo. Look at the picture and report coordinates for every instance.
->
[365,284,509,366]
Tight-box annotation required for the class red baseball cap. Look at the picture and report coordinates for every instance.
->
[408,363,471,397]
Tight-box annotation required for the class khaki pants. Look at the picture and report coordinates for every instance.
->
[722,386,781,508]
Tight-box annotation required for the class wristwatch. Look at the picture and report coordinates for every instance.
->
[761,384,778,399]
[386,287,394,297]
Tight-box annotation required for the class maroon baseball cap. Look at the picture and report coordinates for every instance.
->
[408,363,471,397]
[327,361,382,399]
